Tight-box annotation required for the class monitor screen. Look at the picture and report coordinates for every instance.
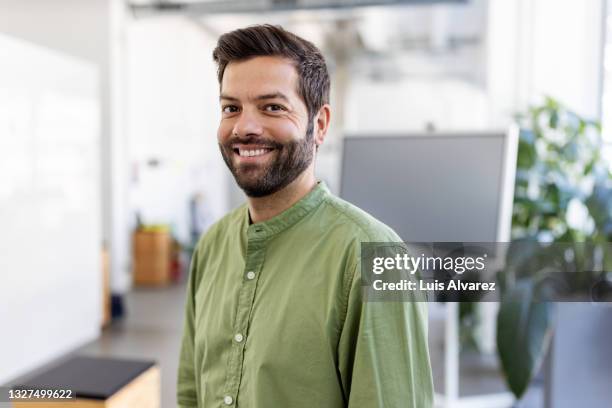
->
[340,132,515,242]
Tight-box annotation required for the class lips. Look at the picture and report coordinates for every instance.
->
[230,145,276,165]
[231,142,277,161]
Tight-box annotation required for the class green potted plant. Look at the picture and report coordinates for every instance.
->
[496,97,612,399]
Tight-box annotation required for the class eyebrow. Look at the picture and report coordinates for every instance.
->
[219,92,290,103]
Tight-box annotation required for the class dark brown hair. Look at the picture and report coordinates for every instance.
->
[213,24,330,122]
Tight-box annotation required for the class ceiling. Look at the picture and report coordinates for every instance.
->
[128,0,469,16]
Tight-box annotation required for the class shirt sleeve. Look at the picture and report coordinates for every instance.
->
[177,247,200,408]
[337,262,434,408]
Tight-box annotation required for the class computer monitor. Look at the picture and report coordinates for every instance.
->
[339,129,518,243]
[340,129,519,405]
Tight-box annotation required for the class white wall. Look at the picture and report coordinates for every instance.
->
[0,0,118,383]
[0,0,134,295]
[344,77,489,133]
[126,16,227,245]
[0,0,112,241]
[487,0,606,121]
[604,0,612,144]
[0,34,101,385]
[486,0,523,126]
[531,0,605,119]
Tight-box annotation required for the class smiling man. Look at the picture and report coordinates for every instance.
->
[177,25,433,408]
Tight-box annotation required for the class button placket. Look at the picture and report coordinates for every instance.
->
[222,238,265,404]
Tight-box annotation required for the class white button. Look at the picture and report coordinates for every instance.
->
[246,271,256,280]
[234,333,244,343]
[223,395,233,405]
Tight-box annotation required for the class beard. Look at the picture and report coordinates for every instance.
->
[219,121,315,198]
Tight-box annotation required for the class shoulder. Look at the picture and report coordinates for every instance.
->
[318,193,401,243]
[305,193,402,281]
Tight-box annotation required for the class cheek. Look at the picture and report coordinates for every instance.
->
[268,118,304,141]
[217,121,233,143]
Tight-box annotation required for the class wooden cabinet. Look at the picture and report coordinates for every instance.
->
[132,229,171,286]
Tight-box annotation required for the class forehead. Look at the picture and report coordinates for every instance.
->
[221,56,300,99]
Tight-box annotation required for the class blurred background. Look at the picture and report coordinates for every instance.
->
[1,0,612,407]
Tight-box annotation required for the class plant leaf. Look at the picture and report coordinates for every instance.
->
[497,280,555,399]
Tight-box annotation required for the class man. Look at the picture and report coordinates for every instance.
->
[177,24,433,408]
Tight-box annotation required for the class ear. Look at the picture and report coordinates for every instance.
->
[312,104,331,148]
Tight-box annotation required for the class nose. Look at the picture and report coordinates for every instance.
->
[232,107,263,138]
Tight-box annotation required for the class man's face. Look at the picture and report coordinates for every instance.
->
[217,56,315,197]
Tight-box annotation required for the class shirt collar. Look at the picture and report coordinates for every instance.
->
[243,181,329,241]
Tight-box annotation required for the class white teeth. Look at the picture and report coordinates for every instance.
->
[238,148,269,157]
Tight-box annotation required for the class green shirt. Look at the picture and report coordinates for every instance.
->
[177,182,433,408]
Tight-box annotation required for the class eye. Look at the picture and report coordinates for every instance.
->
[264,104,285,112]
[222,105,239,114]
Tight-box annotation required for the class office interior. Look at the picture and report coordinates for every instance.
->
[1,0,612,407]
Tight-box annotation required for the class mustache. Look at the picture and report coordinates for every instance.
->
[223,135,284,150]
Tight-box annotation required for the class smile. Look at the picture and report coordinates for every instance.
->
[237,148,272,157]
[232,146,275,159]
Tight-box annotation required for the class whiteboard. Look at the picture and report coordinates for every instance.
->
[0,34,101,384]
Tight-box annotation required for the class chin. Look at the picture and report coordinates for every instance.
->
[237,182,277,198]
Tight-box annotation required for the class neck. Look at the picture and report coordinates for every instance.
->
[247,170,317,224]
